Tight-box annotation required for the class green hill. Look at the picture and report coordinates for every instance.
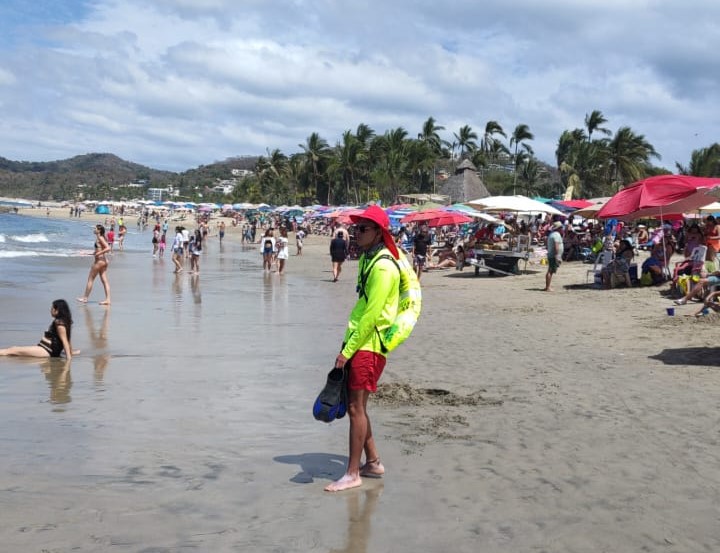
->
[0,153,259,201]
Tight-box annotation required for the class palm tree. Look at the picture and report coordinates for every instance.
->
[676,143,720,177]
[453,125,478,160]
[584,110,611,142]
[329,130,362,204]
[418,116,447,155]
[283,155,305,204]
[480,120,507,165]
[510,124,534,193]
[607,126,660,189]
[352,123,376,202]
[298,132,330,204]
[256,148,288,204]
[516,157,542,197]
[372,128,410,203]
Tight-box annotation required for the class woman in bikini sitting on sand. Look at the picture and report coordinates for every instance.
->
[0,299,79,360]
[77,224,111,305]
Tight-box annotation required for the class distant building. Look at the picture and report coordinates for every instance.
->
[231,169,254,178]
[146,187,175,201]
[212,179,238,195]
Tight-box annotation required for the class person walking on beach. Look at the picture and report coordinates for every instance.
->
[152,227,160,256]
[172,226,185,273]
[330,230,349,282]
[77,224,111,305]
[0,299,79,360]
[325,205,400,492]
[276,227,289,274]
[117,224,127,250]
[544,221,564,292]
[296,228,305,256]
[189,235,201,274]
[158,232,166,258]
[412,224,432,281]
[181,227,190,258]
[218,221,226,245]
[106,226,115,253]
[261,229,275,272]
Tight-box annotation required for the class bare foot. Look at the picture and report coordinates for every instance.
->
[99,300,111,305]
[543,288,553,292]
[359,459,384,478]
[76,297,88,303]
[324,473,362,492]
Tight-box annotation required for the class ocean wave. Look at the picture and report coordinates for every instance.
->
[0,234,5,243]
[10,233,50,243]
[0,250,78,258]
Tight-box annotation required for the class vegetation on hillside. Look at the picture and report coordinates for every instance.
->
[3,112,719,205]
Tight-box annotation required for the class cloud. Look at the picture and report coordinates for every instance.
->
[0,0,718,172]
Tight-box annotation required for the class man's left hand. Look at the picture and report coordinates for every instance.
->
[335,353,347,369]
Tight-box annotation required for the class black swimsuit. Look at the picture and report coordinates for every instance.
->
[37,319,66,357]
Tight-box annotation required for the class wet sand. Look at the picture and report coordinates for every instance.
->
[1,209,720,552]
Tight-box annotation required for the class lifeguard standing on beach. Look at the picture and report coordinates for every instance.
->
[325,205,402,493]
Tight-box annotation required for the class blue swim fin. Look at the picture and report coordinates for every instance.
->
[313,366,348,423]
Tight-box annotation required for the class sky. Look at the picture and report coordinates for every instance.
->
[0,0,718,173]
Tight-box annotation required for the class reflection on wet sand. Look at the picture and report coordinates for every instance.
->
[40,359,72,407]
[330,484,383,553]
[190,273,201,305]
[82,305,111,385]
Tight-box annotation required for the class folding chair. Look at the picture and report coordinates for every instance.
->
[586,250,614,285]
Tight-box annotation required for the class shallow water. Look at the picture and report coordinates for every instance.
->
[0,222,392,551]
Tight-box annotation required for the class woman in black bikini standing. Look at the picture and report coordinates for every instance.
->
[0,299,78,360]
[77,224,111,305]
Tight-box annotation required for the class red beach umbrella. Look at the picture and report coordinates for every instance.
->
[597,175,720,221]
[425,212,473,227]
[556,199,593,209]
[400,208,448,224]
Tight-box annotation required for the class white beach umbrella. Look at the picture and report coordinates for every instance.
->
[466,195,564,216]
[697,202,720,213]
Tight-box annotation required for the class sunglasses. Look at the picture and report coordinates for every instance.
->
[356,225,377,234]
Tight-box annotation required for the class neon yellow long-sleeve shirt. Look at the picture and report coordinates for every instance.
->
[341,248,399,359]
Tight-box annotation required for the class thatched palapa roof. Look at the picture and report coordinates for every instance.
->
[439,159,490,203]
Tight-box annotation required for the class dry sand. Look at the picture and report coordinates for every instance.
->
[3,206,720,552]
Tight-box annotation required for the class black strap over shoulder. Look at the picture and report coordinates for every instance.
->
[357,253,399,301]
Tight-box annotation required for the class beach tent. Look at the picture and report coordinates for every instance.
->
[95,205,111,215]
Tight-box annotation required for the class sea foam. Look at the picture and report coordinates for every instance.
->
[10,233,49,243]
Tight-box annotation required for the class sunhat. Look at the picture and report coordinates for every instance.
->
[551,221,563,230]
[349,205,400,259]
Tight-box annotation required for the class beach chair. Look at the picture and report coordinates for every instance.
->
[586,249,614,285]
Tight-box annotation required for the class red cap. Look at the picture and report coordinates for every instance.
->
[349,205,400,259]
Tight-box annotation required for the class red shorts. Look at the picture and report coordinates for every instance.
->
[348,350,386,392]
